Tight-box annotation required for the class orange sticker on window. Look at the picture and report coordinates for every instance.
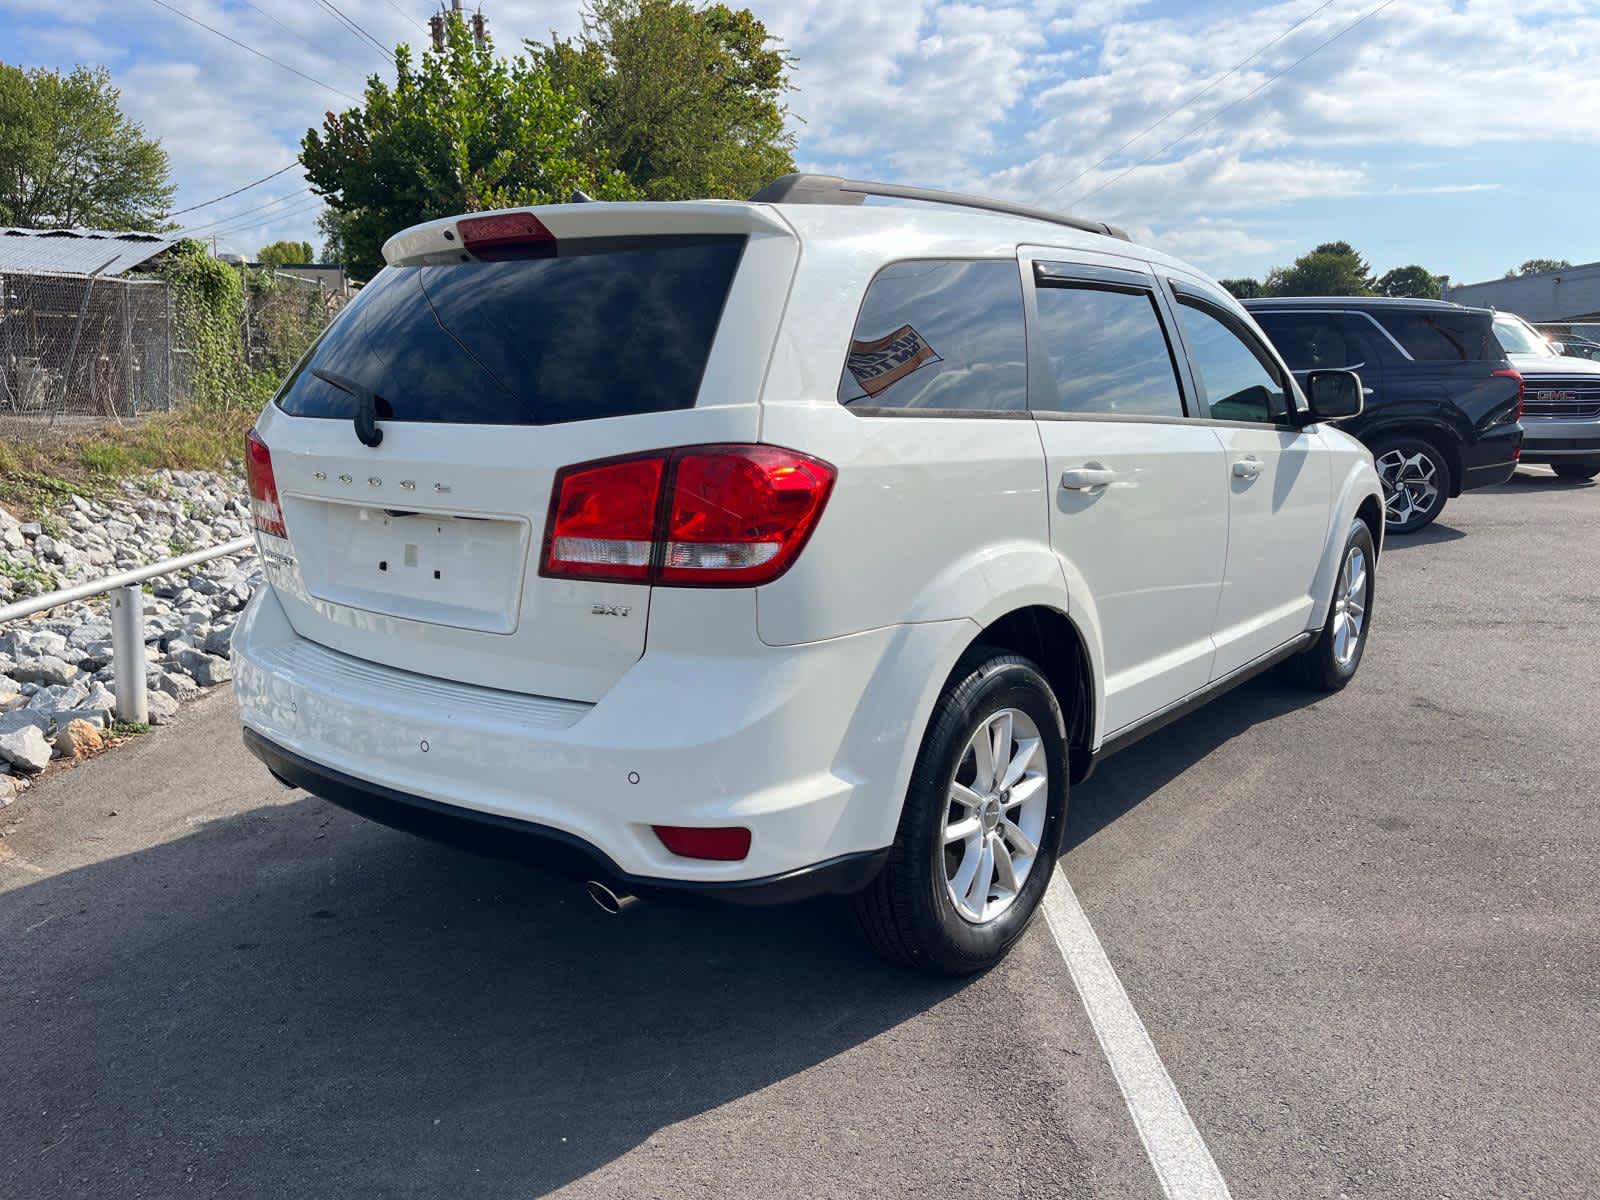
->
[846,324,941,397]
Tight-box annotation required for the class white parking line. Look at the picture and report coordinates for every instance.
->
[1042,869,1234,1200]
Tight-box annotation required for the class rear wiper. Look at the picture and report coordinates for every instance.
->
[312,367,385,448]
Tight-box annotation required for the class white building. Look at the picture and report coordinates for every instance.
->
[1444,261,1600,322]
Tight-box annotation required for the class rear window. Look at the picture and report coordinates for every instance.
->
[1373,309,1497,362]
[275,235,745,426]
[837,259,1026,412]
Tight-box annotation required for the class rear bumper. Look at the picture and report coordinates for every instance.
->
[1458,425,1522,492]
[244,728,887,904]
[233,585,963,890]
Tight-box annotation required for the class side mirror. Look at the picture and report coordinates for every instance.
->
[1305,369,1364,422]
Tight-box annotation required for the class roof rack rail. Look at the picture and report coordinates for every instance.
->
[749,173,1132,243]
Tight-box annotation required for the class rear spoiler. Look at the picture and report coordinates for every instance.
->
[382,201,794,268]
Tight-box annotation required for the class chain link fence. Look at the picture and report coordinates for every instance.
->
[0,270,174,428]
[0,266,340,440]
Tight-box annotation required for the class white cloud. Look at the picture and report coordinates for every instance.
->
[2,0,1597,270]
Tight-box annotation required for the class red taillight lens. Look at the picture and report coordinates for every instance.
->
[456,212,555,260]
[541,444,835,587]
[1494,367,1525,420]
[652,825,752,861]
[244,429,287,538]
[658,446,835,585]
[544,453,666,582]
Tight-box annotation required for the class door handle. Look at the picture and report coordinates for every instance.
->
[1232,456,1264,480]
[1060,464,1120,491]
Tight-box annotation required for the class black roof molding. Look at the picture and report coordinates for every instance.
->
[751,173,1132,243]
[1242,296,1474,311]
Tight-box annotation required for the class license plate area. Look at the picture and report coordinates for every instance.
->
[288,500,531,634]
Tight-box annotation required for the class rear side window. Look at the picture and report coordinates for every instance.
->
[275,235,745,426]
[1033,285,1185,418]
[838,259,1026,412]
[1373,309,1497,362]
[1175,298,1288,425]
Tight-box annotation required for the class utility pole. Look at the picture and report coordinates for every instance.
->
[431,2,488,52]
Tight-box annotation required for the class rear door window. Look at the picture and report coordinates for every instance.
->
[275,234,746,426]
[1033,283,1185,418]
[838,259,1027,412]
[1253,312,1361,371]
[1373,309,1497,361]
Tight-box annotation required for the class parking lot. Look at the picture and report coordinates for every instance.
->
[3,466,1597,1199]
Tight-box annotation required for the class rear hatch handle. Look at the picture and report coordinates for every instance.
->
[311,367,386,448]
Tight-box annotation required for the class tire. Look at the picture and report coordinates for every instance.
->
[853,650,1069,975]
[1286,518,1376,692]
[1552,461,1600,481]
[1371,435,1452,534]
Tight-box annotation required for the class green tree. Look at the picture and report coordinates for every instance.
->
[257,239,314,269]
[0,63,173,230]
[530,0,796,200]
[1507,258,1571,277]
[316,209,350,263]
[1263,241,1373,297]
[1374,264,1443,300]
[1219,277,1263,300]
[300,20,635,280]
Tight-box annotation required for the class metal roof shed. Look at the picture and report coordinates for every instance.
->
[0,227,176,276]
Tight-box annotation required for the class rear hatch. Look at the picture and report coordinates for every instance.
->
[250,202,798,702]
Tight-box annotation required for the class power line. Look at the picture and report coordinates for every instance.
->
[1070,0,1402,208]
[163,162,301,218]
[1038,0,1340,205]
[237,0,367,74]
[208,195,324,236]
[145,0,363,103]
[205,196,326,244]
[179,187,313,235]
[314,0,397,64]
[379,0,426,33]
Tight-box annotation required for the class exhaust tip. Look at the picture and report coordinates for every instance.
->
[585,880,639,916]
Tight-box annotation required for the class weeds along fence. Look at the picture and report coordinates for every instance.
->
[0,265,339,439]
[0,270,174,427]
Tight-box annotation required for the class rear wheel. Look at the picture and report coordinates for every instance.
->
[1372,435,1451,533]
[1286,519,1376,691]
[1552,460,1600,481]
[853,651,1068,975]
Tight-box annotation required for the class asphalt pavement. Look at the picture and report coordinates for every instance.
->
[3,466,1597,1198]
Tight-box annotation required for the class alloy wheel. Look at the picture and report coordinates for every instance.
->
[1375,447,1440,529]
[1331,543,1368,668]
[941,708,1049,924]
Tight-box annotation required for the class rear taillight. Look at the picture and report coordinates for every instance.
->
[544,454,665,582]
[653,825,752,861]
[244,429,288,539]
[1494,367,1525,421]
[541,444,835,587]
[457,212,555,260]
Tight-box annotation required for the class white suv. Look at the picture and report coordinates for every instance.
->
[234,175,1384,973]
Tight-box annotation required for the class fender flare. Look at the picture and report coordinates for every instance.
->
[1311,457,1385,628]
[1358,416,1465,495]
[890,540,1109,771]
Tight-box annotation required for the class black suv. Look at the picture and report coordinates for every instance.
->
[1245,298,1523,533]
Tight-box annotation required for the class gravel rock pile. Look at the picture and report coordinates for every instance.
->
[0,471,259,800]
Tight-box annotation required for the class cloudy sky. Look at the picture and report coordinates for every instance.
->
[5,0,1597,283]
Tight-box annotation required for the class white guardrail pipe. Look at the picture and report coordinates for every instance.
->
[0,536,255,726]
